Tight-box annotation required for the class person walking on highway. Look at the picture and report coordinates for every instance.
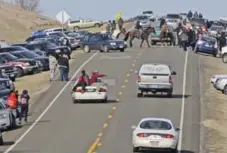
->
[106,20,112,33]
[57,53,69,81]
[48,52,58,82]
[117,17,124,30]
[7,89,19,126]
[19,90,30,124]
[112,20,116,31]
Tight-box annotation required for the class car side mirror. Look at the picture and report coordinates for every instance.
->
[171,71,176,75]
[131,125,137,130]
[175,128,180,131]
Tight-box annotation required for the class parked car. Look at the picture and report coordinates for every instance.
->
[68,19,103,30]
[0,53,39,77]
[0,74,15,91]
[151,24,171,45]
[65,31,90,48]
[220,46,227,63]
[208,25,225,36]
[0,46,27,53]
[81,33,126,53]
[214,78,227,94]
[47,32,78,49]
[194,36,218,57]
[33,37,61,46]
[190,18,207,31]
[25,41,71,57]
[0,64,17,81]
[10,51,49,71]
[133,15,151,28]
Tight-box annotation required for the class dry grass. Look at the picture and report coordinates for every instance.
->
[201,55,227,153]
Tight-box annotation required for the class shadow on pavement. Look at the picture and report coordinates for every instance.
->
[140,94,191,99]
[139,150,194,153]
[24,120,50,126]
[76,99,117,104]
[3,125,23,132]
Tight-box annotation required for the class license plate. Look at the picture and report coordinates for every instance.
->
[205,44,211,47]
[150,141,159,147]
[119,45,123,48]
[10,74,14,77]
[150,85,158,88]
[86,89,96,92]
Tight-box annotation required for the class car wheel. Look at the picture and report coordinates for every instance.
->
[222,53,227,63]
[133,147,139,152]
[83,45,90,53]
[0,136,3,145]
[170,148,177,153]
[137,92,143,97]
[223,85,227,95]
[151,40,156,45]
[120,49,124,52]
[213,51,217,57]
[17,67,24,77]
[94,23,101,27]
[167,91,173,97]
[74,26,80,31]
[11,77,15,82]
[103,45,109,52]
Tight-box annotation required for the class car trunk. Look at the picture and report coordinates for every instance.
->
[139,73,170,84]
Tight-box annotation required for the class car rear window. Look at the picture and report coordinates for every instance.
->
[139,65,170,75]
[140,120,172,130]
[166,14,181,19]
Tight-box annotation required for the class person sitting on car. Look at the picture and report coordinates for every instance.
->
[90,70,106,85]
[73,70,90,91]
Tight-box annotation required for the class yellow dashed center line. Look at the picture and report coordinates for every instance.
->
[87,51,144,153]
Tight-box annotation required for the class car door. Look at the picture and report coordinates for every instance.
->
[88,35,99,50]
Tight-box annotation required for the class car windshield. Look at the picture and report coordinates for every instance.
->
[101,34,113,40]
[210,26,224,31]
[49,32,65,37]
[202,37,216,42]
[191,18,205,25]
[15,51,39,58]
[46,42,57,48]
[137,16,148,20]
[166,14,180,19]
[140,120,172,130]
[0,53,17,61]
[0,80,8,90]
[143,11,153,14]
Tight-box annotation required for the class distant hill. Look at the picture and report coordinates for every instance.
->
[0,2,61,43]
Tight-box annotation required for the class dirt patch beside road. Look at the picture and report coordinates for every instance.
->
[200,55,227,153]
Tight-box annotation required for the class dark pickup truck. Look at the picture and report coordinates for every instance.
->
[0,64,17,81]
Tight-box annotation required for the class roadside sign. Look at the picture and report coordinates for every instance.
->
[56,10,71,24]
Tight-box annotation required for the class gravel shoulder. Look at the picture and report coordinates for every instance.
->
[200,54,227,153]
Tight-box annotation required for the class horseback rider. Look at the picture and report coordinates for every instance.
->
[106,20,112,33]
[117,17,124,30]
[134,20,142,39]
[161,22,168,39]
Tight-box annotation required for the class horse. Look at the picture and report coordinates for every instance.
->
[159,29,175,46]
[123,26,156,48]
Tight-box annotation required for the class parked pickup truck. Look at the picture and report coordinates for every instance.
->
[68,19,103,30]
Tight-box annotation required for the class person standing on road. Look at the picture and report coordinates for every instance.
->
[57,53,69,81]
[7,89,19,126]
[19,90,30,124]
[48,52,58,82]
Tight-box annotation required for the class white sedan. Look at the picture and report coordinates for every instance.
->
[72,78,108,103]
[132,118,179,153]
[210,74,227,84]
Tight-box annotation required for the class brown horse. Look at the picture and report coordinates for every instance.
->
[124,26,156,47]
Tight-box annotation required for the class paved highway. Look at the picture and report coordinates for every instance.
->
[1,32,202,153]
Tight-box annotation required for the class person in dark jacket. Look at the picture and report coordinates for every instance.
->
[19,90,30,124]
[219,32,226,51]
[135,20,141,29]
[57,53,69,81]
[187,10,193,19]
[199,13,203,18]
[112,20,116,31]
[160,18,165,28]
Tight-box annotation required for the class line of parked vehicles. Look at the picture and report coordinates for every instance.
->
[0,26,128,138]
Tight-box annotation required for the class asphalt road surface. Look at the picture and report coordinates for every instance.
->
[1,33,201,153]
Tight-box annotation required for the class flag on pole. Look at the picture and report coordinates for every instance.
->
[115,11,122,21]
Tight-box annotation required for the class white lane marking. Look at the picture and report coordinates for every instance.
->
[3,52,98,153]
[178,50,189,152]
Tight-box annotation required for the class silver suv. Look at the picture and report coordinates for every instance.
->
[136,63,176,97]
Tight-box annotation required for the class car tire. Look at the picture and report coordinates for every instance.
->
[83,45,90,53]
[120,49,124,52]
[167,90,173,97]
[170,148,177,153]
[11,77,15,82]
[223,85,227,95]
[0,136,3,146]
[213,51,217,57]
[133,147,139,152]
[73,26,80,31]
[151,40,156,45]
[72,98,78,104]
[103,45,109,52]
[222,53,227,63]
[94,23,101,27]
[17,67,24,77]
[137,92,143,97]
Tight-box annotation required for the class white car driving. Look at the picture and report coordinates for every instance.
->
[132,118,179,153]
[72,78,107,103]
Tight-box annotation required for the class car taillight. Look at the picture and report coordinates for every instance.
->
[138,75,141,82]
[160,134,174,139]
[75,88,82,92]
[169,76,172,83]
[99,88,106,92]
[137,133,149,137]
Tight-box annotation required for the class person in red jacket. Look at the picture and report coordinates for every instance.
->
[73,70,90,91]
[7,90,18,109]
[90,70,106,85]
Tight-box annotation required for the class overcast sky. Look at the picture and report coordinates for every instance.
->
[39,0,226,21]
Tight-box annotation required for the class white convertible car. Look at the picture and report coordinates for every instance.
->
[132,118,179,153]
[72,78,108,103]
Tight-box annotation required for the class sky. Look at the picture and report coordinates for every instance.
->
[39,0,226,21]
